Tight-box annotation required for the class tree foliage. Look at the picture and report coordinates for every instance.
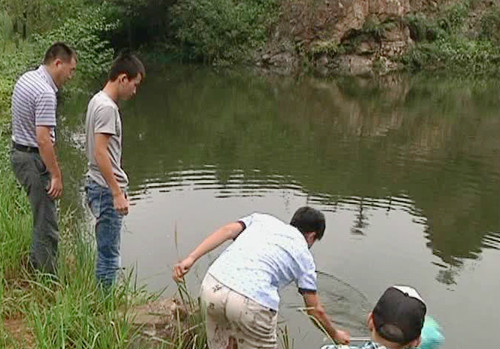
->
[0,0,89,39]
[0,2,117,123]
[403,2,500,75]
[170,0,279,63]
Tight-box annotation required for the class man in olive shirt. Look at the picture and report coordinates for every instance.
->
[85,52,145,286]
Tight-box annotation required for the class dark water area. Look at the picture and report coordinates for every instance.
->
[59,65,500,349]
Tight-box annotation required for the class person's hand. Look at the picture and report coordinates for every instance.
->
[333,329,350,345]
[47,175,63,199]
[172,256,195,282]
[113,191,129,215]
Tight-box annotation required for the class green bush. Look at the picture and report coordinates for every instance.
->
[0,3,116,126]
[0,0,89,39]
[439,2,469,33]
[103,0,173,49]
[0,11,13,44]
[406,2,470,43]
[31,4,117,81]
[170,0,279,63]
[0,41,36,125]
[406,13,447,42]
[403,36,500,75]
[0,77,13,126]
[403,1,500,75]
[480,5,500,44]
[0,3,116,81]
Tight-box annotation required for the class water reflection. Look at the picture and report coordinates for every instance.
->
[58,66,500,349]
[118,66,499,284]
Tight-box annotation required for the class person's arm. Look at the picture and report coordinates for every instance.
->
[303,292,350,344]
[94,133,129,215]
[172,222,244,282]
[36,126,62,199]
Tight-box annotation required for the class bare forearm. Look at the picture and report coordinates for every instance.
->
[188,225,235,261]
[187,223,243,262]
[95,149,122,195]
[38,139,61,178]
[303,292,341,340]
[308,304,337,339]
[173,222,244,281]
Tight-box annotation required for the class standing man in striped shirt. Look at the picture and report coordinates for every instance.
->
[10,42,77,275]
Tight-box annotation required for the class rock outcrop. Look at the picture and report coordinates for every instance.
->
[259,0,453,75]
[127,298,192,345]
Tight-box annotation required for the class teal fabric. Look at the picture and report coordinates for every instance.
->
[418,316,445,349]
[320,316,444,349]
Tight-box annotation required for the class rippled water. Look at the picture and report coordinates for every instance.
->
[60,66,499,349]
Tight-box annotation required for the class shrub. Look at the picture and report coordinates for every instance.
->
[406,13,447,42]
[479,5,500,44]
[402,36,500,75]
[0,0,89,39]
[170,0,279,63]
[403,1,500,75]
[31,4,117,81]
[406,2,469,43]
[439,2,469,33]
[0,10,13,44]
[0,3,116,126]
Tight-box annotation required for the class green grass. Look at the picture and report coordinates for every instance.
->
[173,281,207,349]
[0,126,211,348]
[0,33,210,346]
[0,113,194,348]
[0,138,146,348]
[0,141,31,283]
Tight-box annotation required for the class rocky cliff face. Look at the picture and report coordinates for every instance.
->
[258,0,457,75]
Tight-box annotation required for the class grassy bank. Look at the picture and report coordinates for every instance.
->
[0,133,146,348]
[0,113,208,349]
[0,14,207,348]
[0,4,127,344]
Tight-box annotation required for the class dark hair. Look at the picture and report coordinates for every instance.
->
[108,51,145,82]
[43,42,77,64]
[290,206,326,240]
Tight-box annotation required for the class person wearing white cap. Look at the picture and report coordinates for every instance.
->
[322,285,429,349]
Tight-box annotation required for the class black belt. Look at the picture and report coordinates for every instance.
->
[12,141,39,153]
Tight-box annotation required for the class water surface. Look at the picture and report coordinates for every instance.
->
[62,66,500,349]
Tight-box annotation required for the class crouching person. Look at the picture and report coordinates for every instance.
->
[322,285,427,349]
[173,207,350,349]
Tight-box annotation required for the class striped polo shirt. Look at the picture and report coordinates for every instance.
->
[11,65,58,147]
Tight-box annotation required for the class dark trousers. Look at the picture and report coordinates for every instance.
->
[10,148,59,274]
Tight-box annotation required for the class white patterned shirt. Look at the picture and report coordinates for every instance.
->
[208,213,318,310]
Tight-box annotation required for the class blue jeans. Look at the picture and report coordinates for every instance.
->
[85,179,124,286]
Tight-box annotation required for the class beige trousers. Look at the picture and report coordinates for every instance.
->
[200,273,278,349]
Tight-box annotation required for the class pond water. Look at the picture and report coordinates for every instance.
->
[60,65,500,349]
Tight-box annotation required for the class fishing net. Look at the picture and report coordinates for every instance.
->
[281,271,373,339]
